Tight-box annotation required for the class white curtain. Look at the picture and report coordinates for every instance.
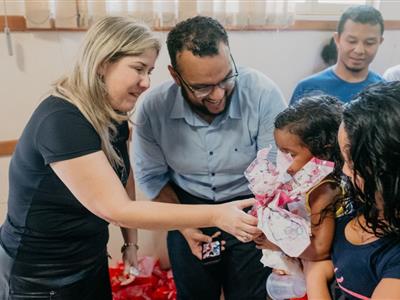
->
[23,0,295,29]
[24,0,52,29]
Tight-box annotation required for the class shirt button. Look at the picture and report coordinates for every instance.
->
[211,172,215,176]
[212,187,216,191]
[209,151,214,155]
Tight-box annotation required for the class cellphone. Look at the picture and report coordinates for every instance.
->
[201,238,221,265]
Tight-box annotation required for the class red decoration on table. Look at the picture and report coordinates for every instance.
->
[109,256,176,300]
[291,295,308,300]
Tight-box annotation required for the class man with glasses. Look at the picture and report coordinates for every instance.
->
[132,16,286,300]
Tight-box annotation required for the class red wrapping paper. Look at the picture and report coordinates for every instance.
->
[109,256,176,300]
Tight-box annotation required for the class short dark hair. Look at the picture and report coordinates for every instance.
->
[337,5,384,36]
[343,81,400,238]
[321,37,337,67]
[274,95,343,180]
[166,16,229,70]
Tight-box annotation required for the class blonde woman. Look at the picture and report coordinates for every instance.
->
[0,17,259,299]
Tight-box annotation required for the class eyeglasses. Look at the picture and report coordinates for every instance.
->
[175,54,239,99]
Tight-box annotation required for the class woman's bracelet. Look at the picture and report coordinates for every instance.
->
[121,242,139,253]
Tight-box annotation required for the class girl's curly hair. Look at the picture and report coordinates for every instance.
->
[343,81,400,238]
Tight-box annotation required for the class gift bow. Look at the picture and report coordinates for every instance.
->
[245,147,334,257]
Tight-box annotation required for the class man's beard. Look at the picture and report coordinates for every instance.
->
[181,87,233,118]
[344,62,365,73]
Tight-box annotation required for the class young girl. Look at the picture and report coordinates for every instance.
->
[331,82,400,299]
[255,95,345,299]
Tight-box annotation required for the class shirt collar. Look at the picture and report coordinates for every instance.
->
[170,87,207,126]
[227,85,241,119]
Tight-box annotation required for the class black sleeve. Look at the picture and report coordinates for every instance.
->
[36,109,102,165]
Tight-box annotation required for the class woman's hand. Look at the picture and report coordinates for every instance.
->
[120,244,139,286]
[213,198,261,243]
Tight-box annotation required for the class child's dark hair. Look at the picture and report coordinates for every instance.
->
[275,95,343,180]
[343,81,400,238]
[321,37,337,66]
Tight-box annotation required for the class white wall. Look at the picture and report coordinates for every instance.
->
[1,28,400,266]
[2,29,399,139]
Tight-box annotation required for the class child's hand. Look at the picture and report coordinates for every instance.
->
[272,268,288,275]
[253,233,281,251]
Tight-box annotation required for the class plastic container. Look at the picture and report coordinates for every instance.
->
[266,272,306,300]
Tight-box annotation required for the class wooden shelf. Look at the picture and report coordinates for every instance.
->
[0,140,17,157]
[0,15,26,31]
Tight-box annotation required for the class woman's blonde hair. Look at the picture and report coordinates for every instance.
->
[54,16,161,168]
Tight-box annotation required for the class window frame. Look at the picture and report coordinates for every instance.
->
[295,0,379,18]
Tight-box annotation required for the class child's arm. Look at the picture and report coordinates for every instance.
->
[303,259,333,300]
[299,182,339,261]
[254,233,281,251]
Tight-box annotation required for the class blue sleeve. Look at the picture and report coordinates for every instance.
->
[131,99,169,200]
[289,83,304,105]
[380,243,400,279]
[257,83,287,161]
